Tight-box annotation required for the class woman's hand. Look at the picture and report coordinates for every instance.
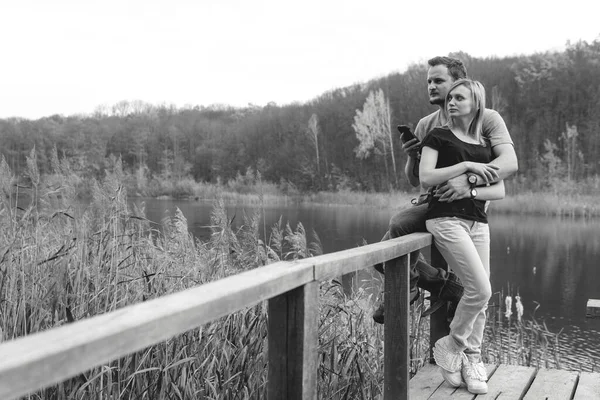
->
[464,162,499,183]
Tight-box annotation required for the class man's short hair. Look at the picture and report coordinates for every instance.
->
[428,56,467,80]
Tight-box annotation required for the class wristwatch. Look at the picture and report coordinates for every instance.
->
[470,188,478,199]
[467,174,477,187]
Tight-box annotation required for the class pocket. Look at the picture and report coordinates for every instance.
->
[426,217,464,238]
[426,217,450,233]
[427,216,457,226]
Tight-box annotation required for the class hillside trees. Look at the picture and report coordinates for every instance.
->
[1,38,599,194]
[508,40,600,185]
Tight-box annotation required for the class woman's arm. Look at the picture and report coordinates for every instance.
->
[474,180,505,201]
[419,146,469,187]
[420,146,501,187]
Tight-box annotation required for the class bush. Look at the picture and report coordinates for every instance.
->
[172,178,197,198]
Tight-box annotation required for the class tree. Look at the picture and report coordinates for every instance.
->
[491,86,507,115]
[306,114,321,175]
[560,123,583,183]
[352,89,397,188]
[540,138,563,192]
[111,100,131,117]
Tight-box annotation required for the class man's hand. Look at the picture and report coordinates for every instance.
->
[465,162,500,183]
[402,138,421,160]
[435,174,470,203]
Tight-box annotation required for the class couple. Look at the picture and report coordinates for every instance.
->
[375,57,518,395]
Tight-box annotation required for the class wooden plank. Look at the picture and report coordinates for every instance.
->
[586,299,600,317]
[429,364,499,400]
[478,365,536,400]
[429,242,449,363]
[523,368,578,399]
[268,281,318,400]
[0,259,314,400]
[314,233,432,281]
[384,254,410,400]
[573,371,600,400]
[409,364,445,399]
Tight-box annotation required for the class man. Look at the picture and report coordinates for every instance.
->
[373,56,518,323]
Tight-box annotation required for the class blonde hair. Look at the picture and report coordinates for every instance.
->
[447,79,486,145]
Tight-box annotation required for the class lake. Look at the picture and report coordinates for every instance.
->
[136,197,600,370]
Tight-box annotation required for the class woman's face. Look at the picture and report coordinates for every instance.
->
[447,84,474,118]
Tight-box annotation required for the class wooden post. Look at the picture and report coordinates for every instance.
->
[586,299,600,318]
[267,281,319,400]
[384,254,410,400]
[429,243,449,362]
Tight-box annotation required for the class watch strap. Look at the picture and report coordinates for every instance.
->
[467,174,477,188]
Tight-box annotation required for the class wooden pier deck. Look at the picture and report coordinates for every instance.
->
[411,363,600,399]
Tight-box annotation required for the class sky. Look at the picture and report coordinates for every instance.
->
[1,0,599,120]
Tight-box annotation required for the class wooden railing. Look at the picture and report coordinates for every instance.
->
[0,232,447,400]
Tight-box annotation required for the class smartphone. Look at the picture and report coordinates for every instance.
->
[397,125,418,143]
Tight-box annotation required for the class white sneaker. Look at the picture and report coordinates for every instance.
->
[433,336,465,387]
[462,359,488,394]
[440,367,463,387]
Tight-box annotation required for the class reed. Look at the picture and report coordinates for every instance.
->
[1,154,276,399]
[483,289,565,370]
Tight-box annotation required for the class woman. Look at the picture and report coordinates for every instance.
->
[419,79,504,395]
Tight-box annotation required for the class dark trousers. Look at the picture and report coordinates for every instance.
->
[377,203,463,302]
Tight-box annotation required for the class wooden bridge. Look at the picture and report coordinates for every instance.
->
[0,233,598,399]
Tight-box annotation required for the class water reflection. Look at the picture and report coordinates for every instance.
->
[489,215,600,329]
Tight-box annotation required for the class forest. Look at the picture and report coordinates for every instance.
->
[1,39,599,195]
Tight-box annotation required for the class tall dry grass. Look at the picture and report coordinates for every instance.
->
[2,151,276,399]
[1,151,420,399]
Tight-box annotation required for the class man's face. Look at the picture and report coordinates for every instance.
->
[427,65,455,106]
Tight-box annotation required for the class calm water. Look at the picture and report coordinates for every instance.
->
[137,198,600,368]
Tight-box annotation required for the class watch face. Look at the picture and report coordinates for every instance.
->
[471,188,477,198]
[468,175,477,184]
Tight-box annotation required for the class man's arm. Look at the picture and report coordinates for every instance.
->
[403,139,421,187]
[478,143,518,181]
[474,180,505,201]
[403,117,430,187]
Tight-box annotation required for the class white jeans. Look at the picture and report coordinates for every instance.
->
[426,217,492,359]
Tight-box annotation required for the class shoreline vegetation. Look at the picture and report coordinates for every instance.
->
[139,182,600,219]
[124,164,600,218]
[6,149,600,218]
[156,189,600,218]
